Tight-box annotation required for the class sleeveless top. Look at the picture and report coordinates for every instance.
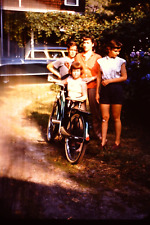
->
[97,56,126,80]
[67,77,84,99]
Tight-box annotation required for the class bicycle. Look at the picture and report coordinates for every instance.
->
[47,81,91,164]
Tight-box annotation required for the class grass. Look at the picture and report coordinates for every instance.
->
[24,83,57,129]
[24,83,150,195]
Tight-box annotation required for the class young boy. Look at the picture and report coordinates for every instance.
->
[47,41,78,80]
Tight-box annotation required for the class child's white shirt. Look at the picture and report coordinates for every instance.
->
[97,56,126,80]
[67,77,84,99]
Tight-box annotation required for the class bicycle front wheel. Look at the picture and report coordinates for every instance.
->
[65,113,86,164]
[47,101,59,142]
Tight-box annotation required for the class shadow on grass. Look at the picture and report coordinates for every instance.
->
[28,111,49,141]
[27,109,150,190]
[0,176,100,220]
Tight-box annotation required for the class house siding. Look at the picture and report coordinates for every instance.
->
[2,0,85,13]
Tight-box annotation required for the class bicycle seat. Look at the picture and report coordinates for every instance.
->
[65,97,85,102]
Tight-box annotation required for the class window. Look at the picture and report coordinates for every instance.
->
[34,52,46,59]
[48,51,63,59]
[64,0,79,6]
[27,51,46,59]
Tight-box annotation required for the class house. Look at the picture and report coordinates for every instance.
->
[0,1,85,77]
[2,0,85,14]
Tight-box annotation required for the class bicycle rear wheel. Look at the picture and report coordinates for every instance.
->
[47,101,59,142]
[65,113,86,164]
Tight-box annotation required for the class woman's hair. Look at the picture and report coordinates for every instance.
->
[107,39,123,49]
[101,38,123,56]
[69,61,83,76]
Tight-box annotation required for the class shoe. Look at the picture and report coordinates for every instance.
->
[90,132,101,140]
[100,141,107,151]
[111,143,121,150]
[97,133,102,140]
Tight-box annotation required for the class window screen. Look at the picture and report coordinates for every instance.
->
[64,0,78,6]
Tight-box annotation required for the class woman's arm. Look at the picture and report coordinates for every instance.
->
[101,63,127,86]
[96,67,101,104]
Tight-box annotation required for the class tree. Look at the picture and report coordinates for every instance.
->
[86,0,112,14]
[3,0,150,54]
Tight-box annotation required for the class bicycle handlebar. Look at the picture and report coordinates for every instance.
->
[55,83,65,87]
[48,75,65,87]
[48,80,65,88]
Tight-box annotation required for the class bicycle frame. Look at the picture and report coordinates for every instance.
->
[51,83,66,135]
[47,81,91,163]
[50,82,90,141]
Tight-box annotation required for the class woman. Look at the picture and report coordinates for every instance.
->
[96,39,127,149]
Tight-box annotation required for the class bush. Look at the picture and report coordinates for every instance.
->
[123,37,150,127]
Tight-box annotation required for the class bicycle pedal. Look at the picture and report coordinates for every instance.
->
[52,119,61,124]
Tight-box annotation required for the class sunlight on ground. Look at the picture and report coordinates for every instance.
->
[0,83,91,193]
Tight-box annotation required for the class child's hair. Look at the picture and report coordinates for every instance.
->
[67,41,77,49]
[69,61,83,76]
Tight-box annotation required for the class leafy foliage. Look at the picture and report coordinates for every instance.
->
[3,1,150,118]
[86,0,112,14]
[3,1,150,51]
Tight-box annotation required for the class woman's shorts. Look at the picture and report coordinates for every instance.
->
[100,83,123,104]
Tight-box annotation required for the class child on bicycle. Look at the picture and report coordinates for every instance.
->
[48,61,89,110]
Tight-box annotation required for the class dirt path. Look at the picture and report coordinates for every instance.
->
[0,81,149,220]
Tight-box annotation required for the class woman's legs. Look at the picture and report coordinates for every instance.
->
[111,104,122,146]
[100,104,110,146]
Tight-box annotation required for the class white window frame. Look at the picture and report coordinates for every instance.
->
[19,0,21,7]
[64,0,79,7]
